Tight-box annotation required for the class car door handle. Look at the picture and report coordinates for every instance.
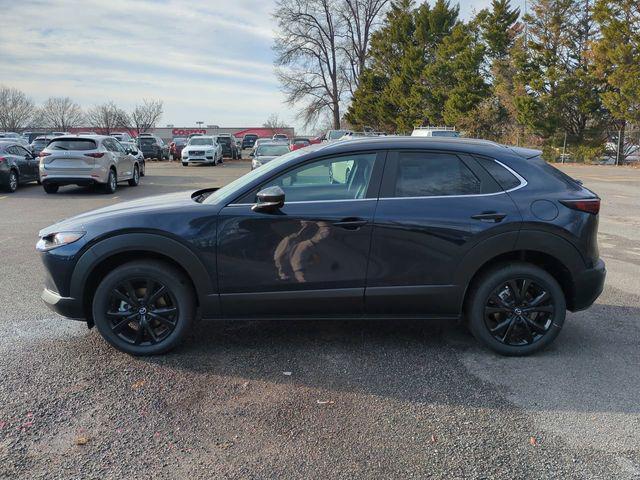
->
[471,212,507,223]
[333,218,368,230]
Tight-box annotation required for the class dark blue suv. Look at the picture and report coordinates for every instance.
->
[37,138,605,356]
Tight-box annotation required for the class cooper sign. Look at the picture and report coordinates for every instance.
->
[172,128,207,136]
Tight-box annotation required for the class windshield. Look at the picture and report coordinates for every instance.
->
[173,138,187,145]
[189,137,214,146]
[217,137,231,144]
[431,130,460,137]
[204,148,310,204]
[139,138,157,145]
[257,144,290,156]
[328,130,349,140]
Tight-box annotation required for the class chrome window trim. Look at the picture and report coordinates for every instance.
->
[228,198,377,207]
[227,157,527,206]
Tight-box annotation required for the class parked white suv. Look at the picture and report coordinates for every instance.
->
[39,135,141,194]
[181,136,223,166]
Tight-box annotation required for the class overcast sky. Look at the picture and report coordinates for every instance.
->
[0,0,525,131]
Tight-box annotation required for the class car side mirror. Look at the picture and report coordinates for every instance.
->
[252,186,285,212]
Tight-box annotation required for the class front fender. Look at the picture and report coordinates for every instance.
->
[70,232,219,317]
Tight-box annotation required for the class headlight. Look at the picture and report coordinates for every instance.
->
[36,231,85,252]
[252,158,262,168]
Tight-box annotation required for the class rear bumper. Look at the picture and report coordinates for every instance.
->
[41,176,103,186]
[570,259,606,311]
[42,288,85,320]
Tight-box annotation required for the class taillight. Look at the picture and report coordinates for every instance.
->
[39,152,51,158]
[0,156,6,163]
[85,152,105,158]
[560,198,600,215]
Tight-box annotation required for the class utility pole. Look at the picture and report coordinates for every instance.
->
[561,132,567,163]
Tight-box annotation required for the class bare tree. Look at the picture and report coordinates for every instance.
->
[86,101,129,135]
[274,0,345,129]
[263,113,289,136]
[130,99,163,135]
[0,86,36,131]
[38,97,84,132]
[339,0,390,94]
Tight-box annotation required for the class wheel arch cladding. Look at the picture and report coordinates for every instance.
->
[71,233,217,324]
[455,229,587,311]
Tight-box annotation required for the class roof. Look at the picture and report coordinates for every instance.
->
[314,136,541,160]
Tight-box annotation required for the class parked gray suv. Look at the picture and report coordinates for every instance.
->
[39,136,141,194]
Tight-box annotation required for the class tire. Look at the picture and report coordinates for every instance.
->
[43,183,59,194]
[4,169,18,192]
[466,262,566,356]
[128,164,140,186]
[92,260,196,356]
[140,161,145,177]
[103,168,117,194]
[182,162,188,167]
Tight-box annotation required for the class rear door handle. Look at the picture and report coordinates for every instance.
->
[333,217,368,230]
[471,212,507,223]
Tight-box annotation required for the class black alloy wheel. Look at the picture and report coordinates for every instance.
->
[468,262,566,356]
[484,279,554,346]
[106,277,179,347]
[92,261,195,355]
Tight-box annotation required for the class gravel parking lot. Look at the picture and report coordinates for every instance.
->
[0,159,638,479]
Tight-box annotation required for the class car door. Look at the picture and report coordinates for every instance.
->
[217,151,385,317]
[16,145,38,180]
[365,150,523,316]
[7,146,31,180]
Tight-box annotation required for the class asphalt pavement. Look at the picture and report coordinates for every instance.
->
[0,159,638,479]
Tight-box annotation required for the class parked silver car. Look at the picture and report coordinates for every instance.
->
[39,135,141,194]
[250,141,291,170]
[181,136,223,166]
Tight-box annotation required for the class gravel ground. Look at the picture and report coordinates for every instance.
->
[0,159,638,479]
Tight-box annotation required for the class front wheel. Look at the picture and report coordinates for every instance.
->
[467,262,566,356]
[92,260,196,355]
[182,162,188,167]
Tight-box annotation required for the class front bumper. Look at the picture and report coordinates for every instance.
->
[570,258,606,311]
[42,288,85,320]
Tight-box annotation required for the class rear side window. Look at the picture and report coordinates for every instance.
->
[393,152,481,197]
[474,156,522,191]
[47,139,97,151]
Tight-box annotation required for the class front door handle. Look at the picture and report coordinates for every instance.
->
[471,212,507,223]
[333,217,368,230]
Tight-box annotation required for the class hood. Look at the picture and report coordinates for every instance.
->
[39,191,195,236]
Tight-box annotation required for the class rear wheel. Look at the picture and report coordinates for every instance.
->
[103,169,117,194]
[43,183,59,194]
[4,169,18,192]
[128,164,140,186]
[92,260,196,355]
[467,262,566,356]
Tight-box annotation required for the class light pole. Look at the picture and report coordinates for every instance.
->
[196,121,204,131]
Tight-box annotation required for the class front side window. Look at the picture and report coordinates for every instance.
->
[264,153,376,202]
[393,152,481,197]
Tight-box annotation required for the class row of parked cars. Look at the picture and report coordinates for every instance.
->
[0,132,147,194]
